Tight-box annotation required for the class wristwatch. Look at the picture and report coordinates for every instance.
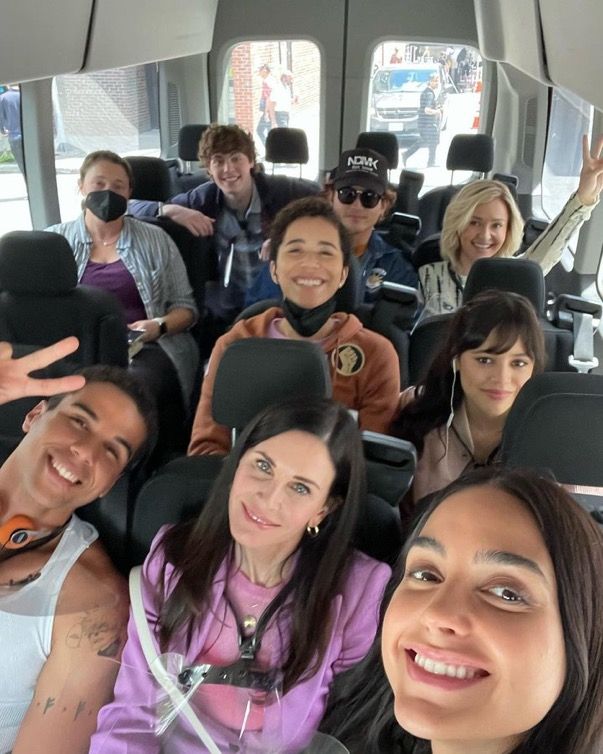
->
[153,317,168,337]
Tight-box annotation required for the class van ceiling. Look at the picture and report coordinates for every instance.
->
[0,0,218,83]
[474,0,603,113]
[0,1,93,83]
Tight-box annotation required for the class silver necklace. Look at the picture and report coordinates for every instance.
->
[94,234,120,247]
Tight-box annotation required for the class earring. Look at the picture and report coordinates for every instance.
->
[306,524,320,538]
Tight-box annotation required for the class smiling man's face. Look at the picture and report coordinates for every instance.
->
[17,382,147,517]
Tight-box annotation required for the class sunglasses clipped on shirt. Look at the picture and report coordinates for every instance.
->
[336,186,383,209]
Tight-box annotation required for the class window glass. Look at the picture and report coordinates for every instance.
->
[368,42,484,192]
[541,89,593,221]
[0,84,31,233]
[220,41,321,179]
[53,64,160,221]
[541,89,593,269]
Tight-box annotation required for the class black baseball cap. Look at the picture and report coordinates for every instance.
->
[333,148,388,194]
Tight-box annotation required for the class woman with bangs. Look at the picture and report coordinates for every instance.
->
[392,290,545,506]
[419,134,603,314]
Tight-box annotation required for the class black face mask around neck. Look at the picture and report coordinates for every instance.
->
[84,190,128,223]
[281,296,337,337]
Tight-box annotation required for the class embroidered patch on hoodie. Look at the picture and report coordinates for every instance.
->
[332,343,365,376]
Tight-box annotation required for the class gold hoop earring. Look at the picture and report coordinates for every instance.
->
[306,524,320,538]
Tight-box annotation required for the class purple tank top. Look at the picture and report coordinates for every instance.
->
[81,259,146,323]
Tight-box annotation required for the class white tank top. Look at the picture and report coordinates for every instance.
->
[0,515,97,753]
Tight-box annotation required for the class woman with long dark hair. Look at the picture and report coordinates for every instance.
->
[90,397,391,753]
[393,290,545,505]
[322,466,603,754]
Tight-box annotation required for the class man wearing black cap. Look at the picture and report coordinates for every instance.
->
[330,148,417,298]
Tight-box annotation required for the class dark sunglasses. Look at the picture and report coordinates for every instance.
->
[336,186,383,209]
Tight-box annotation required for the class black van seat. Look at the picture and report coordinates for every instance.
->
[501,372,603,523]
[125,155,174,201]
[265,127,309,177]
[356,131,399,169]
[395,169,424,216]
[212,338,332,437]
[463,257,545,313]
[173,123,211,193]
[0,230,128,364]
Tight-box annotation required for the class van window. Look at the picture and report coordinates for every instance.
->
[220,41,321,179]
[541,89,593,222]
[368,42,484,191]
[0,84,31,233]
[53,64,160,221]
[540,89,593,268]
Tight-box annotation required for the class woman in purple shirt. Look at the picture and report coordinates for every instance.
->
[90,397,391,753]
[47,150,199,456]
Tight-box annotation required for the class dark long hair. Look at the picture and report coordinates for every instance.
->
[322,467,603,754]
[157,397,366,691]
[392,291,546,453]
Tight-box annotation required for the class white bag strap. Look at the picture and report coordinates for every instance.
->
[128,565,222,754]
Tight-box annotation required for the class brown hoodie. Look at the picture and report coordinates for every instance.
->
[188,307,401,456]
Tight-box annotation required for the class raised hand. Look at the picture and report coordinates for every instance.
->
[0,337,85,405]
[577,133,603,206]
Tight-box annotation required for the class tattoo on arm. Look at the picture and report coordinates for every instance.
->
[66,610,123,657]
[35,696,93,721]
[73,700,86,721]
[43,697,55,715]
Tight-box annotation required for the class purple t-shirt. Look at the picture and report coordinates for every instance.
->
[81,258,146,323]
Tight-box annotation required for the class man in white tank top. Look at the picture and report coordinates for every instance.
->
[0,337,152,754]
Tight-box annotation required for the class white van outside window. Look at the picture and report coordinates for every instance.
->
[368,42,484,191]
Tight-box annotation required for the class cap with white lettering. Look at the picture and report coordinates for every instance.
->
[332,148,388,194]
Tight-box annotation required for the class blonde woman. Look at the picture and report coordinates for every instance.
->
[420,134,603,314]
